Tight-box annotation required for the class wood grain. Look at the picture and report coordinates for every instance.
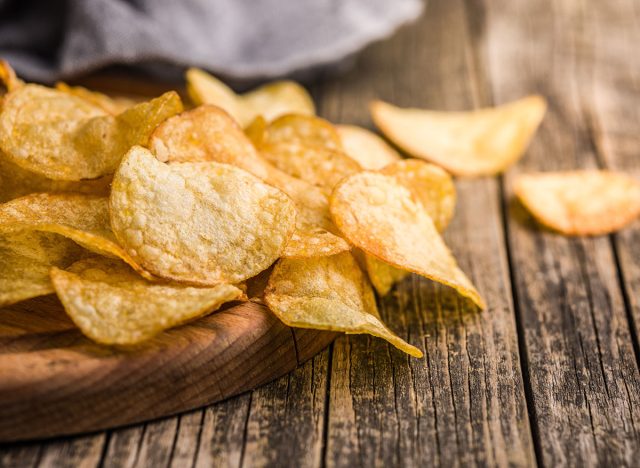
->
[0,298,335,442]
[480,0,640,464]
[320,0,534,465]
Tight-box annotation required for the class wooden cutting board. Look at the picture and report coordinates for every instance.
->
[0,295,336,442]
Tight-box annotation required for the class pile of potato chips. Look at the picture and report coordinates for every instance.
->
[1,60,638,358]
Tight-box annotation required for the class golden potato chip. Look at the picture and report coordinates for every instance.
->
[260,143,361,193]
[55,82,137,115]
[381,159,456,231]
[0,193,153,279]
[149,105,268,175]
[514,170,640,235]
[244,115,268,146]
[259,114,342,150]
[110,146,297,284]
[186,68,242,122]
[0,231,84,307]
[362,160,457,295]
[337,125,401,170]
[265,252,422,357]
[148,106,349,258]
[51,257,243,344]
[370,96,547,176]
[186,68,314,127]
[0,150,111,203]
[241,81,315,124]
[330,172,485,308]
[0,86,182,180]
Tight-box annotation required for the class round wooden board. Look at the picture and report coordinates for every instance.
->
[0,295,337,442]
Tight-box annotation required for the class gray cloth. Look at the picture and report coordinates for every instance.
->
[0,0,423,84]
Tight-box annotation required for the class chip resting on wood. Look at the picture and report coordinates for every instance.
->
[514,170,640,235]
[51,257,243,345]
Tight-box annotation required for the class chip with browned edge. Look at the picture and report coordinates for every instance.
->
[186,68,314,127]
[514,170,640,235]
[110,146,297,284]
[371,96,546,176]
[330,172,485,308]
[52,257,243,344]
[265,252,422,357]
[1,231,84,307]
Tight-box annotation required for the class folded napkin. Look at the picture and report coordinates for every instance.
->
[0,0,423,83]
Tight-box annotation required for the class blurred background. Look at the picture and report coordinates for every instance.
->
[0,0,423,87]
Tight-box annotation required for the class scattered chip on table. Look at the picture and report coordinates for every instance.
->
[370,95,546,176]
[52,257,243,345]
[265,252,423,357]
[514,170,640,235]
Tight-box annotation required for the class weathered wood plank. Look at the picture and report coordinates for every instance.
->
[37,435,105,468]
[481,0,640,464]
[321,0,535,465]
[580,0,640,356]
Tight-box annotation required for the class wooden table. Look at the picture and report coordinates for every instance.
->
[2,0,640,465]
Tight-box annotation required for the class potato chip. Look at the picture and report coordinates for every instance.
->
[337,125,401,170]
[110,146,296,284]
[149,106,349,258]
[0,85,182,180]
[265,252,422,357]
[0,150,111,203]
[356,160,456,296]
[514,170,640,235]
[186,68,314,127]
[51,257,243,344]
[0,231,84,307]
[55,82,137,115]
[370,95,547,176]
[330,172,485,308]
[0,193,153,279]
[259,114,342,150]
[381,159,456,231]
[244,115,268,146]
[260,143,361,193]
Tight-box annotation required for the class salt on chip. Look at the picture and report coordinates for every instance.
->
[0,231,84,307]
[51,257,243,345]
[0,86,182,180]
[110,146,297,285]
[55,82,137,115]
[186,68,314,127]
[514,170,640,235]
[337,125,401,170]
[265,252,423,357]
[330,172,485,308]
[0,150,111,203]
[370,96,547,176]
[0,192,153,279]
[260,114,342,150]
[149,106,349,258]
